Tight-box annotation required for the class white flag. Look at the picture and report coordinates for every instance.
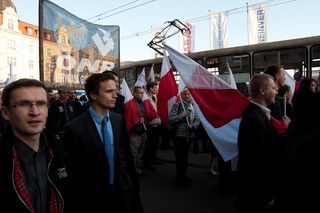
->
[178,22,195,53]
[135,68,146,87]
[147,64,155,82]
[247,2,268,44]
[210,11,229,49]
[284,70,297,103]
[227,62,237,89]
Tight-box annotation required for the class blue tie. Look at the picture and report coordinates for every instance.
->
[101,117,114,185]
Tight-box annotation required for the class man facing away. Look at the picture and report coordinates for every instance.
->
[62,73,143,213]
[0,79,74,213]
[236,74,278,212]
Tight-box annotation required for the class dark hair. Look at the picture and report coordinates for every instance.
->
[264,65,281,79]
[102,70,118,77]
[2,79,47,107]
[293,71,303,82]
[278,84,291,97]
[85,73,115,103]
[146,81,158,91]
[299,78,316,91]
[133,86,143,93]
[58,86,68,93]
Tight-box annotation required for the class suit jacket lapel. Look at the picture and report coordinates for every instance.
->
[83,111,104,148]
[252,103,277,137]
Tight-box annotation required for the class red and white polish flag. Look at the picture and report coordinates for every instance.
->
[165,44,250,161]
[142,92,158,122]
[157,52,179,124]
[121,78,142,131]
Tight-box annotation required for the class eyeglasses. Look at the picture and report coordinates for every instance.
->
[10,100,49,110]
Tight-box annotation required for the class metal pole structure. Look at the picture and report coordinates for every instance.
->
[39,0,44,82]
[208,10,211,49]
[246,2,250,45]
[9,63,12,78]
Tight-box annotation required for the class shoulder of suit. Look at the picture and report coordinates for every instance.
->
[67,111,91,129]
[109,111,122,120]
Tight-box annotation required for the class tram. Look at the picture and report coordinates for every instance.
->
[120,35,320,95]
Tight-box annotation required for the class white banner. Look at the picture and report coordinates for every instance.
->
[178,22,195,54]
[248,2,268,44]
[209,11,229,49]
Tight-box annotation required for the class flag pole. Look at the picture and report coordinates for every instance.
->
[177,92,190,126]
[283,95,287,118]
[39,0,44,82]
[208,10,212,49]
[142,122,147,131]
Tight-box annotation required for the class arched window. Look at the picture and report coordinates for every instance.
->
[8,19,14,30]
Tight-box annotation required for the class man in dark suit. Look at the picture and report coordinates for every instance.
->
[62,73,143,213]
[236,74,278,212]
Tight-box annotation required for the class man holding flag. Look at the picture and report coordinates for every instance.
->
[129,86,148,176]
[144,81,162,169]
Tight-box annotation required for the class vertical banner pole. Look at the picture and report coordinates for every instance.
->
[246,2,249,45]
[38,0,44,82]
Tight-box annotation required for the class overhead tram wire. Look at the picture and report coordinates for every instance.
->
[0,0,296,58]
[40,0,157,43]
[120,0,297,41]
[90,0,156,23]
[86,0,141,21]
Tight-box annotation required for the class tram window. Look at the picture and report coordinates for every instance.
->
[193,58,204,67]
[253,47,307,76]
[205,54,250,84]
[311,45,320,83]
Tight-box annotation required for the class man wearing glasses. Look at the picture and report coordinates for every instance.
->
[0,79,74,213]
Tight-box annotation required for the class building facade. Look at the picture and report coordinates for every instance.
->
[0,2,39,84]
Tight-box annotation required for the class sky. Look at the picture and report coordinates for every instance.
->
[12,0,320,62]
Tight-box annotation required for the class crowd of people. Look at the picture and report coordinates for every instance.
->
[235,66,320,213]
[0,65,319,212]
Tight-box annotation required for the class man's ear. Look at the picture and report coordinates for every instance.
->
[259,86,265,96]
[1,106,10,121]
[90,92,97,101]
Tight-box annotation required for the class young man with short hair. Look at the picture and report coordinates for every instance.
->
[236,74,278,212]
[0,79,74,213]
[62,73,143,213]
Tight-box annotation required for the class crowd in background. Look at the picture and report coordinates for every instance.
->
[0,65,320,213]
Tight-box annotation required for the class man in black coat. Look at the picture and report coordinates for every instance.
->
[236,74,278,212]
[0,79,74,213]
[62,73,143,213]
[46,87,76,139]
